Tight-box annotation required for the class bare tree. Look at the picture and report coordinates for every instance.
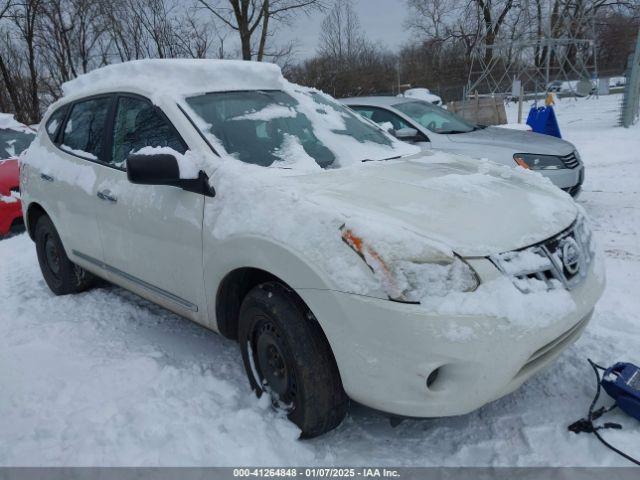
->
[5,0,42,123]
[406,0,514,62]
[318,0,367,62]
[197,0,326,61]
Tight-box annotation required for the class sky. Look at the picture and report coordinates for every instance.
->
[276,0,410,59]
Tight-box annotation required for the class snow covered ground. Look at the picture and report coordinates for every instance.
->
[1,93,638,466]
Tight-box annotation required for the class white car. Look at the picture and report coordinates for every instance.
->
[20,60,605,437]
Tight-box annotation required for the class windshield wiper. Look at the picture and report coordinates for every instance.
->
[361,155,402,163]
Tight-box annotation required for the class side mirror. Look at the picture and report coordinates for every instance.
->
[127,153,180,185]
[126,153,214,196]
[393,127,424,143]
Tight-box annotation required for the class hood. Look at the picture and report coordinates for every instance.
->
[446,126,575,156]
[288,152,578,257]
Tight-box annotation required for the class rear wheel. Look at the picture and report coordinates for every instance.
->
[34,215,96,295]
[238,282,348,438]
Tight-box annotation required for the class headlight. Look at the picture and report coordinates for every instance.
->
[341,227,479,303]
[514,153,565,170]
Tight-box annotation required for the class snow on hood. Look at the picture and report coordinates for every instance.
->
[284,152,578,257]
[62,59,285,102]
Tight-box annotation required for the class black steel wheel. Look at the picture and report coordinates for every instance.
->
[34,215,96,295]
[238,282,348,438]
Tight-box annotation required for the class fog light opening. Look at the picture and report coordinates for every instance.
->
[426,368,440,389]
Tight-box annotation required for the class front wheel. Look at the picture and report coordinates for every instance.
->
[34,215,96,295]
[238,282,348,438]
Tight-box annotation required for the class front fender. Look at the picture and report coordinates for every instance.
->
[203,233,382,331]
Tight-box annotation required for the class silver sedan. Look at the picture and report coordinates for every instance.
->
[341,96,584,196]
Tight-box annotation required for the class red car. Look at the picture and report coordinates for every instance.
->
[0,115,35,236]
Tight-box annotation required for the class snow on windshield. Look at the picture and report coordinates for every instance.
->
[183,85,418,169]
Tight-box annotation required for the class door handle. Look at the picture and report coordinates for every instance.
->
[40,173,54,182]
[97,189,117,203]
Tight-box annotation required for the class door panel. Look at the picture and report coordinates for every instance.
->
[37,98,113,269]
[95,94,206,319]
[96,168,205,318]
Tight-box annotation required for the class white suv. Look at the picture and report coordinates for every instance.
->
[20,60,605,437]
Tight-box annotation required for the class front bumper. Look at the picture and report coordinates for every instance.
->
[297,254,605,418]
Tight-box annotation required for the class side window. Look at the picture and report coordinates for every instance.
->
[45,106,67,142]
[61,97,112,160]
[352,106,412,131]
[111,96,186,169]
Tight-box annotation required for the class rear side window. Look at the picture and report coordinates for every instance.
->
[61,97,112,160]
[45,106,67,142]
[110,96,186,168]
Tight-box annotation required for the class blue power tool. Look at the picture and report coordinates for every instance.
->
[601,362,640,423]
[568,359,640,466]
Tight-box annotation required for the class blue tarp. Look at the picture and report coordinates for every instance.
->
[526,106,562,138]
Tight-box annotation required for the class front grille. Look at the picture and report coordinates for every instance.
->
[490,216,595,293]
[560,151,580,169]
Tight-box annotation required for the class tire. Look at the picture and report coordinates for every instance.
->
[34,215,96,295]
[238,282,348,438]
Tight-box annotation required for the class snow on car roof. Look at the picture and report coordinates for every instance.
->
[61,59,286,100]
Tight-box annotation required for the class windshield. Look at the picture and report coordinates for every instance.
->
[185,89,406,169]
[393,101,476,134]
[0,128,35,160]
